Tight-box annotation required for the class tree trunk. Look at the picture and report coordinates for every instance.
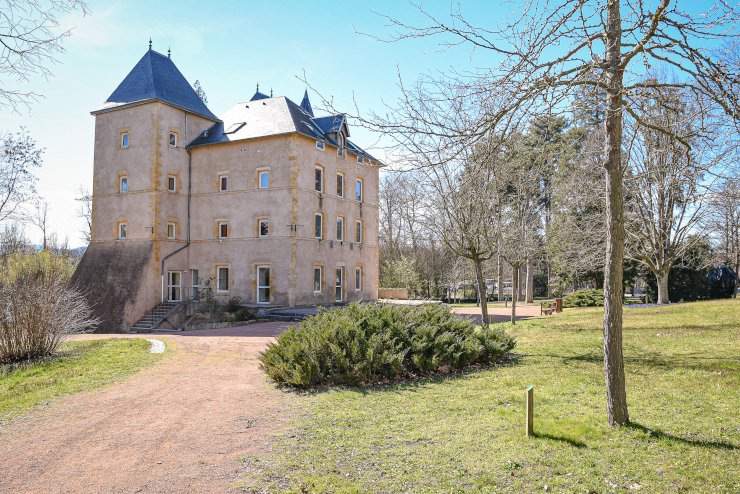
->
[517,266,523,302]
[656,271,669,304]
[473,256,490,327]
[497,255,504,301]
[602,0,629,427]
[547,260,553,298]
[511,264,518,324]
[526,258,534,303]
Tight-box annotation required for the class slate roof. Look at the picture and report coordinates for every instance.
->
[187,96,381,165]
[91,49,219,121]
[250,91,270,101]
[300,89,314,117]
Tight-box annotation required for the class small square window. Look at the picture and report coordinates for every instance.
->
[337,217,344,242]
[167,176,176,192]
[314,267,322,293]
[120,176,128,193]
[355,221,362,244]
[315,167,323,192]
[259,219,269,238]
[119,223,127,239]
[356,179,363,202]
[355,268,362,291]
[169,132,177,147]
[121,133,129,148]
[337,173,344,198]
[315,214,323,239]
[219,222,228,239]
[316,141,324,151]
[259,171,269,189]
[167,223,175,239]
[220,176,229,192]
[357,156,363,164]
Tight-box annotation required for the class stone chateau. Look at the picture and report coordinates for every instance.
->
[72,45,381,333]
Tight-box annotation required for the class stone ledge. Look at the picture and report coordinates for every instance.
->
[183,319,261,331]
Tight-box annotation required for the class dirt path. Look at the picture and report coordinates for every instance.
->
[0,322,297,494]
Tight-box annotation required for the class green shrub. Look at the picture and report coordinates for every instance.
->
[259,302,516,387]
[562,289,604,308]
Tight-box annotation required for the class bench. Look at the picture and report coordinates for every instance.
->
[541,301,557,316]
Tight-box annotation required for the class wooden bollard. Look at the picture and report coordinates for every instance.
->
[526,385,534,437]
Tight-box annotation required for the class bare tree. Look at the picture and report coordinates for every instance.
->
[193,80,208,106]
[312,0,740,426]
[75,185,92,243]
[708,176,740,294]
[31,199,48,249]
[0,222,30,258]
[1,0,90,112]
[0,128,41,222]
[624,84,731,303]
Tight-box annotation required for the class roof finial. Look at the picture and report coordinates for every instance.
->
[149,38,152,50]
[270,88,273,97]
[168,47,171,58]
[256,82,259,92]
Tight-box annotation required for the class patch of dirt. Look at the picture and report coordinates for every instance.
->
[0,323,297,493]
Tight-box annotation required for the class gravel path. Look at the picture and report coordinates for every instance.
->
[0,322,297,494]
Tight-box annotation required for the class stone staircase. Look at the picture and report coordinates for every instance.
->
[129,302,179,333]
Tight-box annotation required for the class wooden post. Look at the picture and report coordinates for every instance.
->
[526,385,534,437]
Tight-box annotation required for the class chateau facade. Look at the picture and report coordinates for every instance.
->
[72,46,381,333]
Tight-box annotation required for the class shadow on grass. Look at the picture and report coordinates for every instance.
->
[531,351,740,373]
[626,422,738,451]
[533,431,587,448]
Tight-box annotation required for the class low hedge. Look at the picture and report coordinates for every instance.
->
[259,302,515,387]
[562,289,605,308]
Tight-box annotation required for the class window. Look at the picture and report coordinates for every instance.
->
[356,178,363,202]
[220,175,229,192]
[257,266,270,303]
[355,268,362,291]
[315,167,323,192]
[259,171,269,189]
[167,222,175,239]
[119,223,127,239]
[336,173,344,198]
[217,267,229,292]
[314,267,322,293]
[357,155,363,164]
[120,176,128,193]
[355,220,362,244]
[169,132,177,147]
[337,134,345,158]
[314,214,323,239]
[167,175,176,192]
[168,271,181,302]
[259,219,269,238]
[121,133,129,148]
[219,222,228,239]
[335,267,343,302]
[191,270,199,300]
[316,141,324,151]
[336,217,344,242]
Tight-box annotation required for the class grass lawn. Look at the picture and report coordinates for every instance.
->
[0,338,163,427]
[245,298,740,493]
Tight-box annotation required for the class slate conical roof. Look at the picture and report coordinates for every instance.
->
[92,49,219,121]
[300,89,313,117]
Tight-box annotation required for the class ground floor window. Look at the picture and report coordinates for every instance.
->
[191,269,199,300]
[314,267,322,293]
[355,267,362,291]
[168,271,181,302]
[335,267,343,302]
[217,266,229,292]
[258,266,270,304]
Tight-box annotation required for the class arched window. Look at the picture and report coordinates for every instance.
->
[337,133,345,157]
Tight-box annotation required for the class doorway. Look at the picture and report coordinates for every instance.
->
[168,271,181,302]
[257,266,270,304]
[335,267,343,302]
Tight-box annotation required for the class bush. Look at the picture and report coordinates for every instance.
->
[0,251,98,363]
[562,289,604,308]
[259,302,516,387]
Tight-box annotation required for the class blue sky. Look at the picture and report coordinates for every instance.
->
[0,0,719,247]
[3,0,496,247]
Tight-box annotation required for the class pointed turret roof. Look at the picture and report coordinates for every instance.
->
[300,89,313,117]
[91,48,218,121]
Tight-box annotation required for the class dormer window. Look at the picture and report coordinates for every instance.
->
[337,133,345,158]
